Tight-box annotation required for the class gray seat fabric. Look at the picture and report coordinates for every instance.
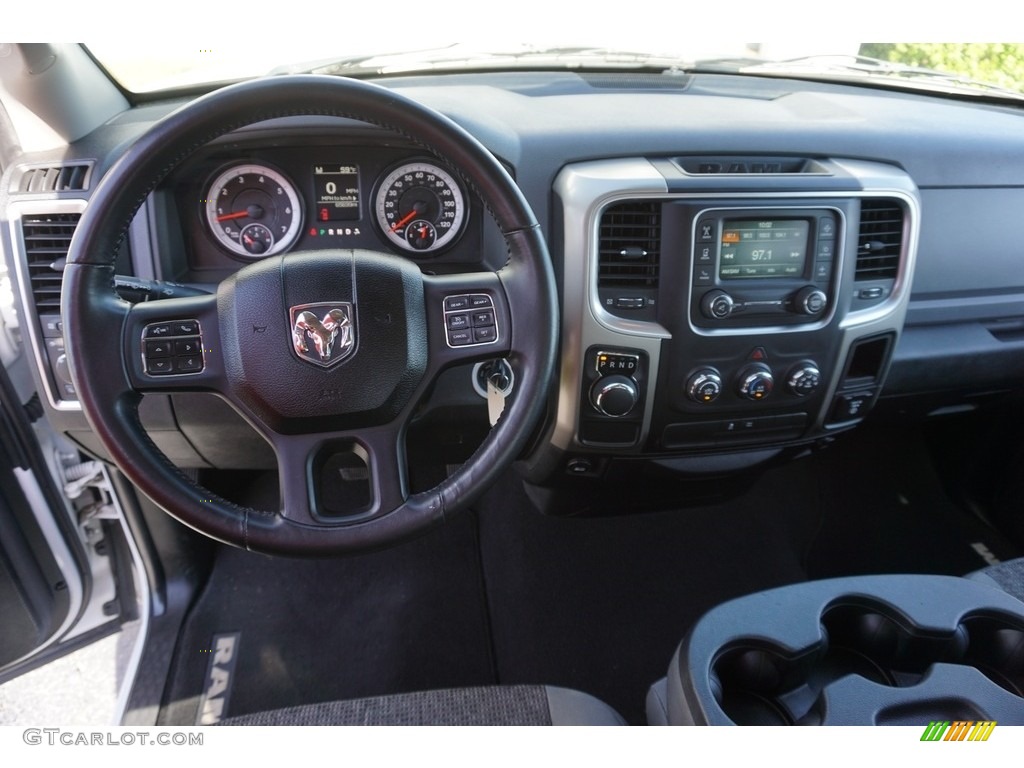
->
[217,685,626,726]
[966,557,1024,603]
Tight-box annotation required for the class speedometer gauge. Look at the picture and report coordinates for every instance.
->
[374,161,466,254]
[204,164,302,258]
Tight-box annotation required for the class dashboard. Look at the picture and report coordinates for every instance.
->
[5,69,1024,486]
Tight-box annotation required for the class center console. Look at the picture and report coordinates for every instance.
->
[647,571,1024,726]
[542,156,919,478]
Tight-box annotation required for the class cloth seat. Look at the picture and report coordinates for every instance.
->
[217,684,626,726]
[966,557,1024,603]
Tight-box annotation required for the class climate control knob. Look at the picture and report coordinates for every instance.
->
[786,362,822,397]
[590,375,639,417]
[794,286,828,316]
[736,363,774,401]
[701,290,735,320]
[687,369,723,403]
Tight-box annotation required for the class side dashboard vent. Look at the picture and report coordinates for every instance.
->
[856,199,904,281]
[598,202,661,287]
[21,213,80,313]
[13,164,92,193]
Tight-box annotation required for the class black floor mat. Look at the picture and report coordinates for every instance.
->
[802,424,1020,579]
[157,423,1022,726]
[159,511,496,725]
[475,459,820,725]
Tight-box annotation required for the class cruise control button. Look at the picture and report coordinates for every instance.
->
[145,340,172,357]
[447,313,471,330]
[146,358,173,375]
[444,295,470,311]
[471,310,495,326]
[447,329,473,346]
[473,326,497,343]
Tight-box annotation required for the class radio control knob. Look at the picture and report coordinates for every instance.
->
[701,290,735,320]
[786,362,822,397]
[590,374,639,417]
[687,369,723,403]
[737,363,774,401]
[794,286,828,316]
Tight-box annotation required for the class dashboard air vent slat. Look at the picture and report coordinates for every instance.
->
[21,214,80,312]
[856,200,903,281]
[598,202,661,287]
[14,164,91,193]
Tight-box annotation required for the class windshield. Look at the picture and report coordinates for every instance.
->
[86,40,1024,102]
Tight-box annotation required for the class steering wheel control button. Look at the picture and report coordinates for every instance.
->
[142,320,204,376]
[144,323,174,338]
[473,326,497,343]
[737,363,774,401]
[174,356,203,373]
[145,340,172,358]
[174,320,200,335]
[444,294,499,348]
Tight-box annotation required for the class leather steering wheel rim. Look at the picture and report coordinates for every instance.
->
[63,75,557,556]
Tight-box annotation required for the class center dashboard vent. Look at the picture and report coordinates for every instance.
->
[856,200,904,281]
[21,213,80,313]
[598,202,661,287]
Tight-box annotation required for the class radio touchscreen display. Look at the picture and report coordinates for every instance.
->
[719,219,809,279]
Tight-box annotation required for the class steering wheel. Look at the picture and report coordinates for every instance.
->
[63,75,557,556]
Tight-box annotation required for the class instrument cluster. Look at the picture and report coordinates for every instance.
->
[175,143,482,272]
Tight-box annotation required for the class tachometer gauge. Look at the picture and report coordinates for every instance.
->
[374,161,466,254]
[204,164,302,258]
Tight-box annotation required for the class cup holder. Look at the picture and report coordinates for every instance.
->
[711,601,1024,725]
[961,616,1024,696]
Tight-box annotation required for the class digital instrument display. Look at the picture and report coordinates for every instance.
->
[719,219,809,279]
[313,164,360,221]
